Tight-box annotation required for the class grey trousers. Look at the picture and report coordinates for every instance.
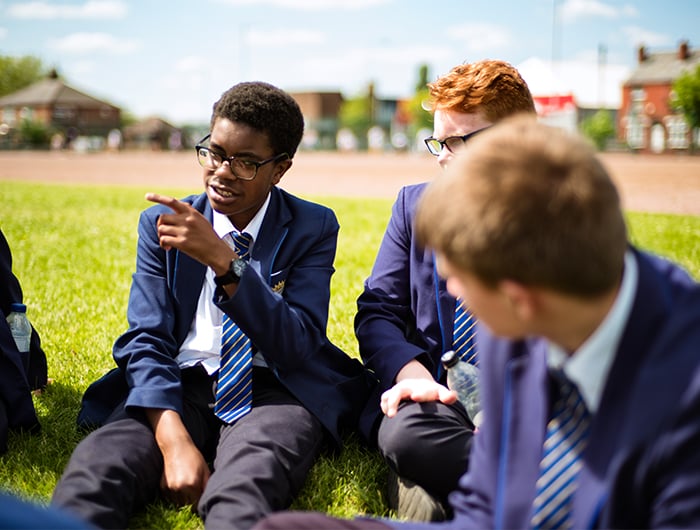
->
[377,399,473,503]
[252,512,393,530]
[52,367,325,530]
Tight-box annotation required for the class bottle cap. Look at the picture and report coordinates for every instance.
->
[441,350,459,369]
[10,302,27,313]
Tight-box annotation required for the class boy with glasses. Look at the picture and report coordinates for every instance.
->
[356,60,535,520]
[51,81,373,530]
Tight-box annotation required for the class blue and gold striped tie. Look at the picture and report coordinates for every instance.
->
[214,232,253,424]
[531,370,591,529]
[453,299,478,366]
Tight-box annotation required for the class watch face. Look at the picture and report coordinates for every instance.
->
[232,258,247,278]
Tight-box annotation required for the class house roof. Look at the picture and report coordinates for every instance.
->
[625,46,700,86]
[0,76,119,110]
[124,116,179,137]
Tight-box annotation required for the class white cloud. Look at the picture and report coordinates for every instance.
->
[517,56,630,107]
[7,0,128,19]
[161,71,205,93]
[361,45,451,66]
[174,55,211,73]
[169,56,233,91]
[278,43,450,96]
[0,27,7,39]
[446,23,512,53]
[559,0,638,23]
[151,55,236,122]
[246,28,325,47]
[622,25,670,47]
[49,32,140,54]
[620,5,639,17]
[67,60,97,74]
[213,0,389,8]
[572,49,595,62]
[299,44,449,76]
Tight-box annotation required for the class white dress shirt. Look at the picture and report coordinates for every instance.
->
[547,251,639,414]
[175,193,271,374]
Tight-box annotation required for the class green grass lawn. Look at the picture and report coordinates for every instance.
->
[1,180,699,529]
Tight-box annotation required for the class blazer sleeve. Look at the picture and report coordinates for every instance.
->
[0,230,47,390]
[217,204,338,371]
[355,186,429,388]
[0,229,22,317]
[0,230,42,440]
[603,281,700,528]
[111,207,185,414]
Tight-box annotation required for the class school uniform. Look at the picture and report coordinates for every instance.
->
[52,188,374,529]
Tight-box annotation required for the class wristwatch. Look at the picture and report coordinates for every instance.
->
[214,258,247,287]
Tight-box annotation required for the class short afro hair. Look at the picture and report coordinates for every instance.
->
[211,81,304,158]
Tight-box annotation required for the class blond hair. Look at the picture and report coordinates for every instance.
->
[416,116,627,297]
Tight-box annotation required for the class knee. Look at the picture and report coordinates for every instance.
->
[377,401,438,463]
[63,419,160,473]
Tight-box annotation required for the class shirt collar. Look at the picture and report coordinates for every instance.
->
[212,192,271,243]
[547,250,638,414]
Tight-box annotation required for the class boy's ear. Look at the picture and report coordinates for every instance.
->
[499,279,538,322]
[271,159,292,185]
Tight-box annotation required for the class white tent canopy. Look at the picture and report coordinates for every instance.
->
[517,56,630,109]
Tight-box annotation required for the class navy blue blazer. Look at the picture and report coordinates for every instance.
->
[0,229,48,391]
[0,491,91,529]
[78,187,374,445]
[355,183,457,438]
[0,229,46,453]
[392,249,700,529]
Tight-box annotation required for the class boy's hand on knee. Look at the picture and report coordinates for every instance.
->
[381,379,457,417]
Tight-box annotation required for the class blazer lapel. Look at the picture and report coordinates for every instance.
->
[250,187,291,284]
[434,256,455,354]
[170,194,210,344]
[574,332,647,528]
[498,340,550,528]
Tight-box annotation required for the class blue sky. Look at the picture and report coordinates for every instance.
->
[1,0,698,125]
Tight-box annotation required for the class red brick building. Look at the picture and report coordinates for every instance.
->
[0,70,121,139]
[289,91,343,150]
[619,41,700,153]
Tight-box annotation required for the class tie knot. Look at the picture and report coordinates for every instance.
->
[549,368,589,419]
[231,232,253,261]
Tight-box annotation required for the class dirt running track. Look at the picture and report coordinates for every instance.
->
[1,150,699,215]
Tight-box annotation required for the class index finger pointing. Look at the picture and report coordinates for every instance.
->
[145,193,190,213]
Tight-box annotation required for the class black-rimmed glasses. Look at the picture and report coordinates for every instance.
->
[195,134,289,181]
[424,127,491,156]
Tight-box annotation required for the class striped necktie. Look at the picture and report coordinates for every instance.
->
[214,231,253,424]
[531,370,591,529]
[453,299,478,366]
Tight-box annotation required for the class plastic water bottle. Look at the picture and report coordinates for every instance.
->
[7,302,31,370]
[441,350,482,428]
